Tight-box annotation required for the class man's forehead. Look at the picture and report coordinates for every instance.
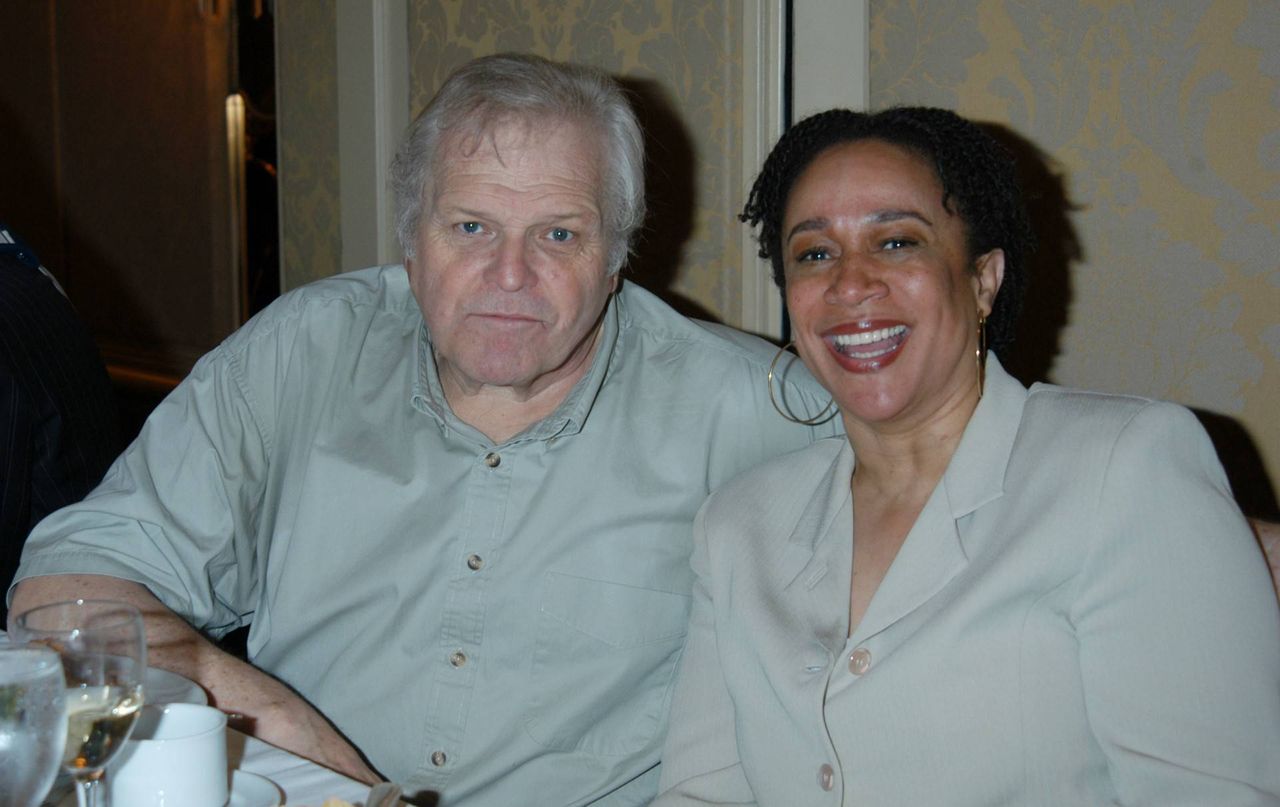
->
[442,113,595,167]
[429,116,604,205]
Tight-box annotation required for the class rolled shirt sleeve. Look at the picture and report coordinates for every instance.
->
[13,338,272,635]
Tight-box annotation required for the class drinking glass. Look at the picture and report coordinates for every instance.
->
[0,646,66,807]
[12,600,146,807]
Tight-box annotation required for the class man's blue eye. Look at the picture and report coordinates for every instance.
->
[549,228,573,242]
[459,221,483,234]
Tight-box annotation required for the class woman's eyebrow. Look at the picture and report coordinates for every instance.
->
[785,209,933,244]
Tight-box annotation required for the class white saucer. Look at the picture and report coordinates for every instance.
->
[229,770,281,807]
[145,666,208,706]
[51,771,279,807]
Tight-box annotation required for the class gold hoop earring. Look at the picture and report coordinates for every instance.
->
[768,341,838,426]
[976,315,987,400]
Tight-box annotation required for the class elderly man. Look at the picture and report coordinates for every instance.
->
[8,55,836,802]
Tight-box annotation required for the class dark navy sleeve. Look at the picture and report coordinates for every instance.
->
[0,252,121,622]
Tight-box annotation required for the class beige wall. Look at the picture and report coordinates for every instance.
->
[870,0,1279,514]
[276,0,343,290]
[279,1,749,321]
[404,0,747,323]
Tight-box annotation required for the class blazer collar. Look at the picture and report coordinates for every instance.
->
[857,354,1027,640]
[778,440,857,592]
[780,355,1028,643]
[939,353,1026,523]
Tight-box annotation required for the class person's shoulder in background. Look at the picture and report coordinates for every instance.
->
[0,225,122,624]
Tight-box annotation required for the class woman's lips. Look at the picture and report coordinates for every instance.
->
[822,322,909,372]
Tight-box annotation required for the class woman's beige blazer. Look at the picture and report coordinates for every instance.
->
[656,357,1280,806]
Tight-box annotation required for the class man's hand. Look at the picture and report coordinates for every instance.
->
[9,574,380,784]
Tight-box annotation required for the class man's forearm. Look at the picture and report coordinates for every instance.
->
[8,574,380,782]
[10,574,222,678]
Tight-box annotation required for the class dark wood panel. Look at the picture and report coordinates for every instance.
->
[0,2,64,276]
[55,1,236,382]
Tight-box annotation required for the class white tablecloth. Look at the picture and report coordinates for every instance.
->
[232,729,374,806]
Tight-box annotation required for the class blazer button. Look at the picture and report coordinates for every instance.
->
[848,647,871,675]
[818,763,834,791]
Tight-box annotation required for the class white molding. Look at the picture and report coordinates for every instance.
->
[738,0,870,339]
[792,0,870,117]
[336,0,409,271]
[739,0,787,339]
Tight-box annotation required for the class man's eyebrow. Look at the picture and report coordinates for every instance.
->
[785,209,933,244]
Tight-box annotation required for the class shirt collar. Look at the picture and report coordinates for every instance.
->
[410,287,624,446]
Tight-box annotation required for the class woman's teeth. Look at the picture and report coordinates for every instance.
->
[830,325,908,358]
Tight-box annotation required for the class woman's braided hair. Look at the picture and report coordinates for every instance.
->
[741,107,1033,355]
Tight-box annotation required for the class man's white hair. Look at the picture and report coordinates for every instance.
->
[390,53,646,275]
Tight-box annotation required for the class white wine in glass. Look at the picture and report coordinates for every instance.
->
[0,646,66,807]
[13,600,146,807]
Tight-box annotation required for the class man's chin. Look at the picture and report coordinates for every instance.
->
[440,353,547,394]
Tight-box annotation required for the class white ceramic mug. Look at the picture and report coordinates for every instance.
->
[108,703,229,807]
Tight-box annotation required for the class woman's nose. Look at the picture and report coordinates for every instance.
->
[823,255,888,306]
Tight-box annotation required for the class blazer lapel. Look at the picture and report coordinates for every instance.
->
[851,356,1027,644]
[777,441,858,649]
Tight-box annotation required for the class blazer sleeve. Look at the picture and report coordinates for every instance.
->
[1072,401,1280,804]
[654,504,759,806]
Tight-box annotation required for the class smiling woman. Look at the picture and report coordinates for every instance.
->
[781,139,1003,431]
[654,107,1280,806]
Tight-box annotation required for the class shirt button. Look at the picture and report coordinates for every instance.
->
[431,750,447,767]
[849,647,872,675]
[818,763,834,791]
[466,554,484,571]
[484,452,501,468]
[449,650,467,668]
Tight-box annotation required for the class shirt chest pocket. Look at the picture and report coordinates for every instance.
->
[522,572,691,756]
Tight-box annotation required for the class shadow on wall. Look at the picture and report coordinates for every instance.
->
[981,121,1277,522]
[1193,409,1280,522]
[616,76,720,324]
[978,122,1081,389]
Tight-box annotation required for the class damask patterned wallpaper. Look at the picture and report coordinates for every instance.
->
[276,1,747,320]
[870,0,1280,513]
[405,0,745,323]
[276,0,342,290]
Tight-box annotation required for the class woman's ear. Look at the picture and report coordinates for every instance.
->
[973,249,1005,317]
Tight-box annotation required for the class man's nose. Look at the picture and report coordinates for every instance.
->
[489,237,535,291]
[823,254,888,307]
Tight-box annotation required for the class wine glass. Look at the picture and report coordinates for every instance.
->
[12,600,146,807]
[0,645,66,807]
